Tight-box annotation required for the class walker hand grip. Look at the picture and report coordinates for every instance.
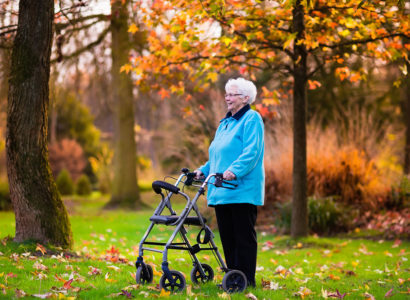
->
[152,181,180,194]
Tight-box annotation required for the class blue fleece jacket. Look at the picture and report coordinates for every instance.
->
[199,104,265,206]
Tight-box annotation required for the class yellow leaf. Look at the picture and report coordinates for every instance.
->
[384,251,393,257]
[218,292,231,299]
[283,33,297,50]
[262,98,278,105]
[206,72,218,83]
[120,64,132,74]
[159,289,171,297]
[128,23,138,34]
[351,261,359,268]
[295,268,304,275]
[339,29,351,37]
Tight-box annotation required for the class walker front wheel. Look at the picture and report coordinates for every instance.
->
[159,270,186,292]
[190,263,214,284]
[222,270,247,293]
[136,264,153,284]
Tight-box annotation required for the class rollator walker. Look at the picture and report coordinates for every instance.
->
[134,168,248,293]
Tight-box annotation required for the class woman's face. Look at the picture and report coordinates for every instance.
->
[225,85,248,114]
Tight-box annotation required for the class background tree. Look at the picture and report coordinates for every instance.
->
[106,0,140,208]
[130,0,409,237]
[1,0,147,208]
[6,0,72,247]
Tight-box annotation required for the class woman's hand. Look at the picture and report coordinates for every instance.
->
[194,169,204,180]
[223,170,236,181]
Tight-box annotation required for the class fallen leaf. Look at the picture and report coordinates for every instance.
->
[88,266,101,276]
[218,292,231,299]
[328,289,346,299]
[261,278,281,290]
[364,292,375,300]
[186,284,194,296]
[384,251,393,257]
[33,261,48,271]
[36,244,47,255]
[294,286,312,299]
[121,290,133,299]
[344,270,356,276]
[245,292,258,300]
[385,288,394,298]
[159,289,171,297]
[105,273,117,283]
[392,240,401,248]
[32,292,54,299]
[107,265,121,272]
[63,278,74,289]
[328,274,341,281]
[15,288,27,298]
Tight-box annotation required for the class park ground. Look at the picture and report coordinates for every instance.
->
[0,192,409,299]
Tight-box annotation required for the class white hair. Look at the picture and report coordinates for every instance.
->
[225,77,257,104]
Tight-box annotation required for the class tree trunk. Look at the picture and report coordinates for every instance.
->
[404,60,410,175]
[106,0,141,208]
[6,0,72,247]
[291,0,308,237]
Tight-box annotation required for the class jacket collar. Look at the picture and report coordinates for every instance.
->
[223,104,251,121]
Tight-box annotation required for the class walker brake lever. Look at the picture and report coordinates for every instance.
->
[214,173,238,188]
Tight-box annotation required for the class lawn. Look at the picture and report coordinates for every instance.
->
[0,192,409,299]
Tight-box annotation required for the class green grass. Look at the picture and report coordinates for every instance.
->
[0,193,409,299]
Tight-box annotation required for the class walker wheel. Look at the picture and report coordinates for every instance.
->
[159,270,186,292]
[190,263,214,284]
[222,270,247,293]
[136,264,153,284]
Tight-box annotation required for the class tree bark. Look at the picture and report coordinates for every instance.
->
[291,0,308,237]
[106,0,141,208]
[6,0,72,247]
[404,60,410,175]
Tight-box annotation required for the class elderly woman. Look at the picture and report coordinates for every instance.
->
[194,77,264,288]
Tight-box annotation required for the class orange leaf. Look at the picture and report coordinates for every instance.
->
[63,278,74,289]
[36,244,47,255]
[308,80,321,90]
[158,88,170,99]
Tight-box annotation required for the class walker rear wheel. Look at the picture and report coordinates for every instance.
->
[222,270,247,293]
[190,263,214,284]
[136,264,153,284]
[159,270,186,292]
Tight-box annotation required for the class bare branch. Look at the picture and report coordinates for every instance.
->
[55,14,109,32]
[51,26,110,64]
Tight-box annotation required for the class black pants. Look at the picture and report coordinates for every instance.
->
[214,203,258,286]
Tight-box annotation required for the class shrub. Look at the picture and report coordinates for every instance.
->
[273,197,352,235]
[56,169,74,195]
[0,181,12,211]
[308,197,347,235]
[89,144,113,194]
[49,138,87,181]
[307,148,389,211]
[385,176,410,211]
[76,174,92,196]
